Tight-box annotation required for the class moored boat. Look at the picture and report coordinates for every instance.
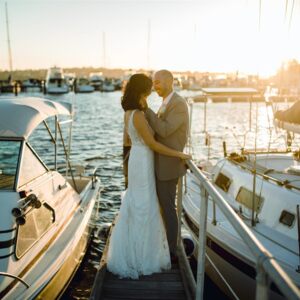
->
[182,90,300,299]
[89,73,104,91]
[21,79,42,93]
[45,67,69,94]
[101,79,115,92]
[0,97,101,299]
[183,151,300,299]
[75,77,95,93]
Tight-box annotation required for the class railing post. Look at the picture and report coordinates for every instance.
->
[177,177,183,247]
[212,202,217,225]
[196,183,208,300]
[255,263,269,300]
[188,99,193,154]
[54,116,57,170]
[204,100,207,133]
[249,97,252,130]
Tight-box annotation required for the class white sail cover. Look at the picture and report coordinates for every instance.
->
[0,97,72,138]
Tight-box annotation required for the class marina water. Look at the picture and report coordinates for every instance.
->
[1,91,297,299]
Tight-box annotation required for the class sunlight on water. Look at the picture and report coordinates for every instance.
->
[190,102,299,164]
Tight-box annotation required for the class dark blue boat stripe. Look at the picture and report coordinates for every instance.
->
[0,228,16,234]
[207,236,256,278]
[0,238,15,249]
[0,252,14,259]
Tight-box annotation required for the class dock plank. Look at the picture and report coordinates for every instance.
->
[105,272,182,282]
[90,220,190,300]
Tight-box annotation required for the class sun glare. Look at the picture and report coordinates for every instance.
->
[0,0,299,75]
[217,0,300,77]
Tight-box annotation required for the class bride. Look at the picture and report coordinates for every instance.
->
[107,73,191,279]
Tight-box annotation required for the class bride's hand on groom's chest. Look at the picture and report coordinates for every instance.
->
[158,108,167,119]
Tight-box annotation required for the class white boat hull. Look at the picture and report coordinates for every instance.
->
[182,163,300,299]
[76,85,95,93]
[0,98,100,300]
[46,86,69,94]
[183,214,283,300]
[1,178,100,300]
[102,84,114,92]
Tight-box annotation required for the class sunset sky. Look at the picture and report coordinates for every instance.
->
[0,0,299,76]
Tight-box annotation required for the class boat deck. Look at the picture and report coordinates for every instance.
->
[231,158,300,190]
[90,223,191,300]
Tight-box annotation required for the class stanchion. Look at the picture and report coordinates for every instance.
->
[195,184,208,300]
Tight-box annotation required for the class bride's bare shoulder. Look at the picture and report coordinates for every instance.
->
[133,110,145,119]
[133,110,147,127]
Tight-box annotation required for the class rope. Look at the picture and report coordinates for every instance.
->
[205,253,240,300]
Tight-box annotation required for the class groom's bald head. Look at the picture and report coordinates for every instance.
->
[154,70,173,84]
[153,70,174,98]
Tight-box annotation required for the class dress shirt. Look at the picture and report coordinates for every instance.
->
[158,91,174,117]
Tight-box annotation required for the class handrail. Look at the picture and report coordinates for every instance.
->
[0,272,29,288]
[180,159,300,300]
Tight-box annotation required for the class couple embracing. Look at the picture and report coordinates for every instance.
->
[107,70,191,279]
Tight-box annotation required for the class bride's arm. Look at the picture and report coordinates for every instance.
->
[133,111,191,159]
[123,113,131,147]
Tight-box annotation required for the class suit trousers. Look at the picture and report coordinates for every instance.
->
[156,177,178,254]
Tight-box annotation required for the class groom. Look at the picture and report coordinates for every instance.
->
[145,70,189,258]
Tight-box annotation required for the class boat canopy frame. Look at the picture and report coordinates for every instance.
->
[0,98,78,192]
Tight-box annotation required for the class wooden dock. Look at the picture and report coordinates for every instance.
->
[90,224,193,300]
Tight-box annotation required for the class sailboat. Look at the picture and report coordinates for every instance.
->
[182,89,300,299]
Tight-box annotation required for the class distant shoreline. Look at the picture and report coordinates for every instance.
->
[0,67,131,81]
[0,67,268,81]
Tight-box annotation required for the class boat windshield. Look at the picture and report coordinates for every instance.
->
[79,78,89,85]
[0,140,21,190]
[49,78,65,84]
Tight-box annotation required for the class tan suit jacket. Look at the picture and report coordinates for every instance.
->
[145,92,189,181]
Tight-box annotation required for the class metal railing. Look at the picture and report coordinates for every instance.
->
[0,272,29,288]
[177,159,300,300]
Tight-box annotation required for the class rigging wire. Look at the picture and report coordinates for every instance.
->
[258,0,262,31]
[288,0,295,31]
[256,110,274,222]
[284,0,289,23]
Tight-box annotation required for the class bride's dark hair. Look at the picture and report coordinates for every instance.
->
[121,74,152,111]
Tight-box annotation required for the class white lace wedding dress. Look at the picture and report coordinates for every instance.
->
[107,110,171,279]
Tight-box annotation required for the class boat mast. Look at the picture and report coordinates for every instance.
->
[147,19,151,70]
[284,0,289,23]
[288,0,295,30]
[5,2,13,72]
[102,32,106,68]
[251,0,262,227]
